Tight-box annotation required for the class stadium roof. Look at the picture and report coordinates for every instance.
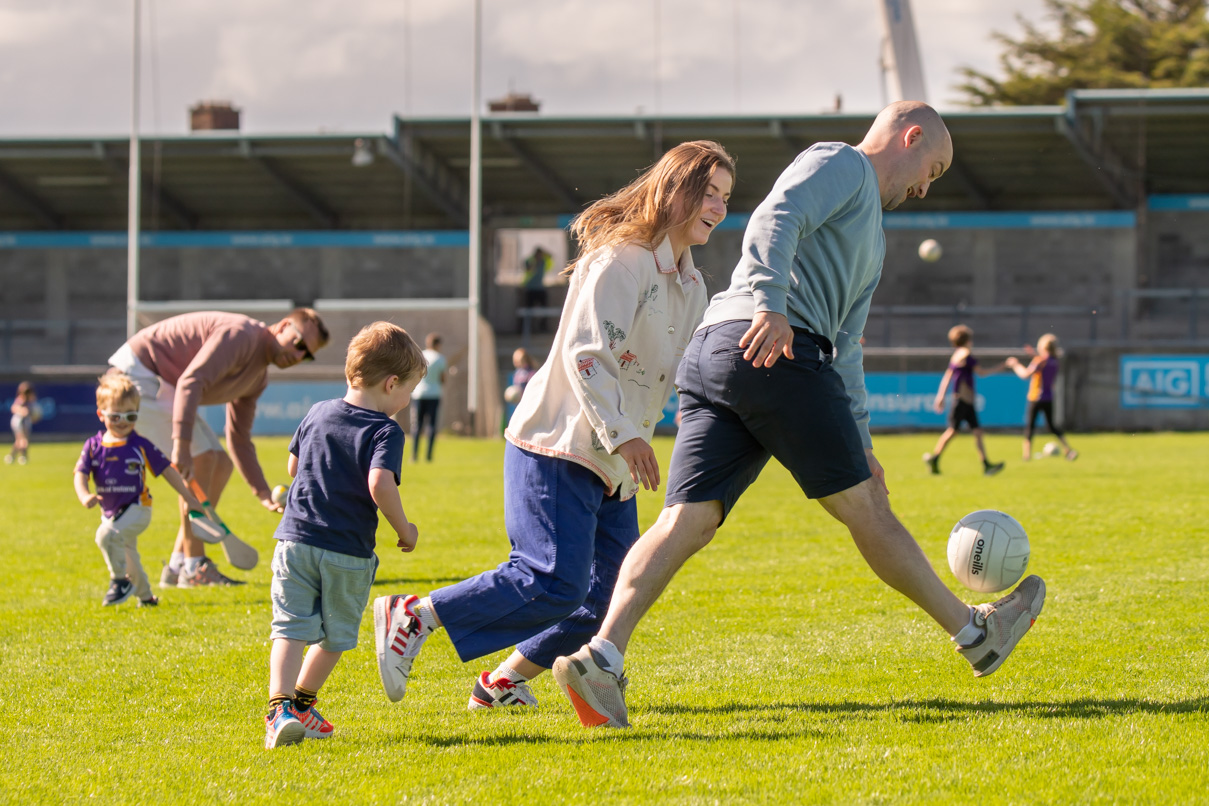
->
[2,88,1209,232]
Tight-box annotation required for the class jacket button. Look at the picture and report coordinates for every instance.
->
[659,374,665,381]
[642,419,650,428]
[609,430,618,438]
[667,326,675,334]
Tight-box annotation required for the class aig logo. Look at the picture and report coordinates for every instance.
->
[1120,357,1207,408]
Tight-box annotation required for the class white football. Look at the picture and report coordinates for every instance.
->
[947,509,1030,593]
[504,384,523,404]
[918,238,943,262]
[1042,441,1062,457]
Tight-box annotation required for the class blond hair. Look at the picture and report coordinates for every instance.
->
[565,140,736,274]
[1038,333,1060,356]
[948,324,972,348]
[345,322,426,389]
[96,368,140,410]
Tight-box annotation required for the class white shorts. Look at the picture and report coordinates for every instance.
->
[108,344,224,457]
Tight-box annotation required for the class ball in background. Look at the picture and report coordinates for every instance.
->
[1043,441,1062,457]
[504,384,523,404]
[947,509,1030,593]
[271,484,288,507]
[29,403,43,424]
[918,238,943,262]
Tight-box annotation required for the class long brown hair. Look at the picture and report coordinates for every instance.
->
[565,140,735,274]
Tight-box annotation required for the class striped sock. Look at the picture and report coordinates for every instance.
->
[293,686,318,712]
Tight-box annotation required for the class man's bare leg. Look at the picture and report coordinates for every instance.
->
[597,500,724,654]
[817,476,969,635]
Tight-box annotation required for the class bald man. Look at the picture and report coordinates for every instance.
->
[553,102,1046,728]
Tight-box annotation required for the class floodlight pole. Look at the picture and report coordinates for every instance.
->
[467,0,482,433]
[126,0,142,338]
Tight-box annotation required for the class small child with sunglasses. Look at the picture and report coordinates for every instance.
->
[73,369,207,607]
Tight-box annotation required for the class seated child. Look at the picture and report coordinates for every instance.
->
[73,370,207,607]
[264,322,426,749]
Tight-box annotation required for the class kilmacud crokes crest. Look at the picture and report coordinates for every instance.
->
[602,320,627,350]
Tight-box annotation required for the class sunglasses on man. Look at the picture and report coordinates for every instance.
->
[289,322,315,362]
[102,411,139,423]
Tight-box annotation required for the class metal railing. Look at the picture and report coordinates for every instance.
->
[0,318,126,367]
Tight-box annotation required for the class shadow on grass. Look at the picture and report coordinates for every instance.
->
[390,696,1209,747]
[371,577,469,588]
[645,696,1209,722]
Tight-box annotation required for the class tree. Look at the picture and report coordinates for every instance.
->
[956,0,1209,106]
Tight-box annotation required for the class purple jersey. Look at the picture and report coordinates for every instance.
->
[75,430,173,519]
[1028,356,1060,402]
[949,354,978,396]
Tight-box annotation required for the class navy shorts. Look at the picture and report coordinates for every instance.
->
[665,320,871,524]
[948,399,980,430]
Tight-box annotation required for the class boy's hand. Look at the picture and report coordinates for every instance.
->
[933,397,945,413]
[259,494,284,514]
[397,522,419,553]
[80,494,99,509]
[1005,356,1019,368]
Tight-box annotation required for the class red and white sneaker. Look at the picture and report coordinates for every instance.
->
[296,702,334,739]
[467,671,538,710]
[264,701,305,749]
[373,594,433,702]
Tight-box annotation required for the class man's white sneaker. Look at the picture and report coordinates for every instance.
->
[552,644,629,728]
[467,671,538,710]
[373,594,432,702]
[957,574,1046,677]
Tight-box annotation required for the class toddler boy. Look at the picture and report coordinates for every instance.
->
[74,370,209,607]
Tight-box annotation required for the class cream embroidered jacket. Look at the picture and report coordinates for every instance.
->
[506,236,708,500]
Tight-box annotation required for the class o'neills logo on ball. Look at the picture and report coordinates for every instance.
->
[970,537,986,575]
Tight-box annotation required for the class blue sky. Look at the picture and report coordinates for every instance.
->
[0,0,1051,136]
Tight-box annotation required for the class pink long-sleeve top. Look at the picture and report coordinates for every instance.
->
[127,311,284,496]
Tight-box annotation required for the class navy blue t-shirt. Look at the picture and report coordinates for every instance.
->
[274,398,405,559]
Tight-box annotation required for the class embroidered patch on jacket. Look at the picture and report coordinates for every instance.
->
[618,351,637,370]
[578,356,599,380]
[603,320,627,350]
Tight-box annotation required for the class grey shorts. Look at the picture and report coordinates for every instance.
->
[665,320,871,524]
[270,540,378,652]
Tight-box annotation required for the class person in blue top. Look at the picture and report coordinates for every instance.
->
[410,332,448,463]
[552,102,1047,729]
[264,322,426,749]
[922,324,1008,476]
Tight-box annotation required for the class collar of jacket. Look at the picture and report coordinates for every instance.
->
[652,235,696,278]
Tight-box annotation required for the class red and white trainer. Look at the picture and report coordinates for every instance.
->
[296,702,334,739]
[373,594,433,702]
[467,671,538,710]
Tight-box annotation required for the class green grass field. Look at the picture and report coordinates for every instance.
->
[2,432,1206,804]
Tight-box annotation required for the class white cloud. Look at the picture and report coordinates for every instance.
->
[0,0,1051,136]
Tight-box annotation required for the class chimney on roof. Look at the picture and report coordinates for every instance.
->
[190,101,241,131]
[487,92,540,113]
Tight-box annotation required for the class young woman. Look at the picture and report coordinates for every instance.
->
[373,141,736,709]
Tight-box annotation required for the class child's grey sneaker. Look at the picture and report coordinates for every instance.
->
[102,578,135,606]
[957,574,1046,677]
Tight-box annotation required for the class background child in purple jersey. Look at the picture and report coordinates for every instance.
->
[1007,333,1078,461]
[924,324,1009,476]
[73,370,206,607]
